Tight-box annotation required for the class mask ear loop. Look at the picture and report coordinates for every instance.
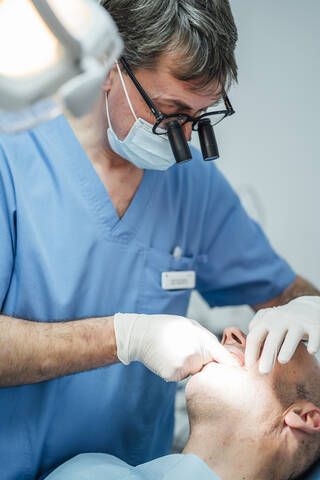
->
[105,61,138,133]
[105,93,114,132]
[115,62,137,121]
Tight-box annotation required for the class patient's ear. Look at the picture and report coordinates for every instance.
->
[284,402,320,434]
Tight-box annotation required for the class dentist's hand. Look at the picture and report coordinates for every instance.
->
[245,296,320,374]
[114,313,239,382]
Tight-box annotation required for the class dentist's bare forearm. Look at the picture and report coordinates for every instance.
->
[276,276,320,305]
[252,276,320,312]
[0,315,118,387]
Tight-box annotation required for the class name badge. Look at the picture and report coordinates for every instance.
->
[161,271,196,290]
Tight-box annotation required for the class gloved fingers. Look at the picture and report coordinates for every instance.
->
[307,329,320,355]
[167,334,240,380]
[258,328,288,374]
[248,308,271,332]
[206,333,240,367]
[245,325,269,368]
[277,328,304,364]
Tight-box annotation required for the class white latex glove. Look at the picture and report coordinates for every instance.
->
[114,313,239,382]
[245,296,320,374]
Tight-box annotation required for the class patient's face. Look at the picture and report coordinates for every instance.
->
[186,327,319,434]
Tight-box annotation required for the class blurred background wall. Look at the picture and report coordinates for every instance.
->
[188,0,320,336]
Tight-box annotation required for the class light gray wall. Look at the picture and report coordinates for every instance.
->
[210,0,320,285]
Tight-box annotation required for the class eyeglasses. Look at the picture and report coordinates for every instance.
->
[120,57,235,135]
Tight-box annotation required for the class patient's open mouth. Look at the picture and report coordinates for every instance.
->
[200,345,245,372]
[224,345,245,366]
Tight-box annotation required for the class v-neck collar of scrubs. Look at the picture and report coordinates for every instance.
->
[61,115,159,243]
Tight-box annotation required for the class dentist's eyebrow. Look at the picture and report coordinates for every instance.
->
[154,91,225,112]
[150,87,225,118]
[151,97,194,111]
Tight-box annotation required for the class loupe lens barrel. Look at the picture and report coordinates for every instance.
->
[166,121,192,164]
[198,119,219,161]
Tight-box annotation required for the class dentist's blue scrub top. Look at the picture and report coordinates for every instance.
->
[0,115,295,480]
[45,453,219,480]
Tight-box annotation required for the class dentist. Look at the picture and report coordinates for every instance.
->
[0,1,319,480]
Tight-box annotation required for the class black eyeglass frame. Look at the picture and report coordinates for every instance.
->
[120,57,235,135]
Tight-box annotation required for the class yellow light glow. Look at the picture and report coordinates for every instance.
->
[47,0,93,40]
[0,0,60,78]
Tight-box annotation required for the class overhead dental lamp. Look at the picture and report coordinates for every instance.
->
[0,0,123,133]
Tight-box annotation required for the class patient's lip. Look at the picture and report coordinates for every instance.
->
[224,345,245,366]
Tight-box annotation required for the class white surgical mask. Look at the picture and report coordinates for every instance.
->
[106,63,176,171]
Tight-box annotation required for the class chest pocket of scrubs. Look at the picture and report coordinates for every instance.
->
[138,247,196,316]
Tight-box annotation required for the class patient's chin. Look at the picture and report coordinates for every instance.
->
[186,362,223,400]
[186,360,250,408]
[186,369,204,401]
[186,368,245,425]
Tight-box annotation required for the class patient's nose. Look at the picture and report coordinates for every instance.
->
[222,327,247,348]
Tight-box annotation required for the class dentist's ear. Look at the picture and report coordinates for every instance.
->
[102,65,118,94]
[284,402,320,434]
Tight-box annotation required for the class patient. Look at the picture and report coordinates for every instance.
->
[184,326,320,479]
[46,327,320,480]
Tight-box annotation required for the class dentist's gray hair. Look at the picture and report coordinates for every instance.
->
[100,0,238,90]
